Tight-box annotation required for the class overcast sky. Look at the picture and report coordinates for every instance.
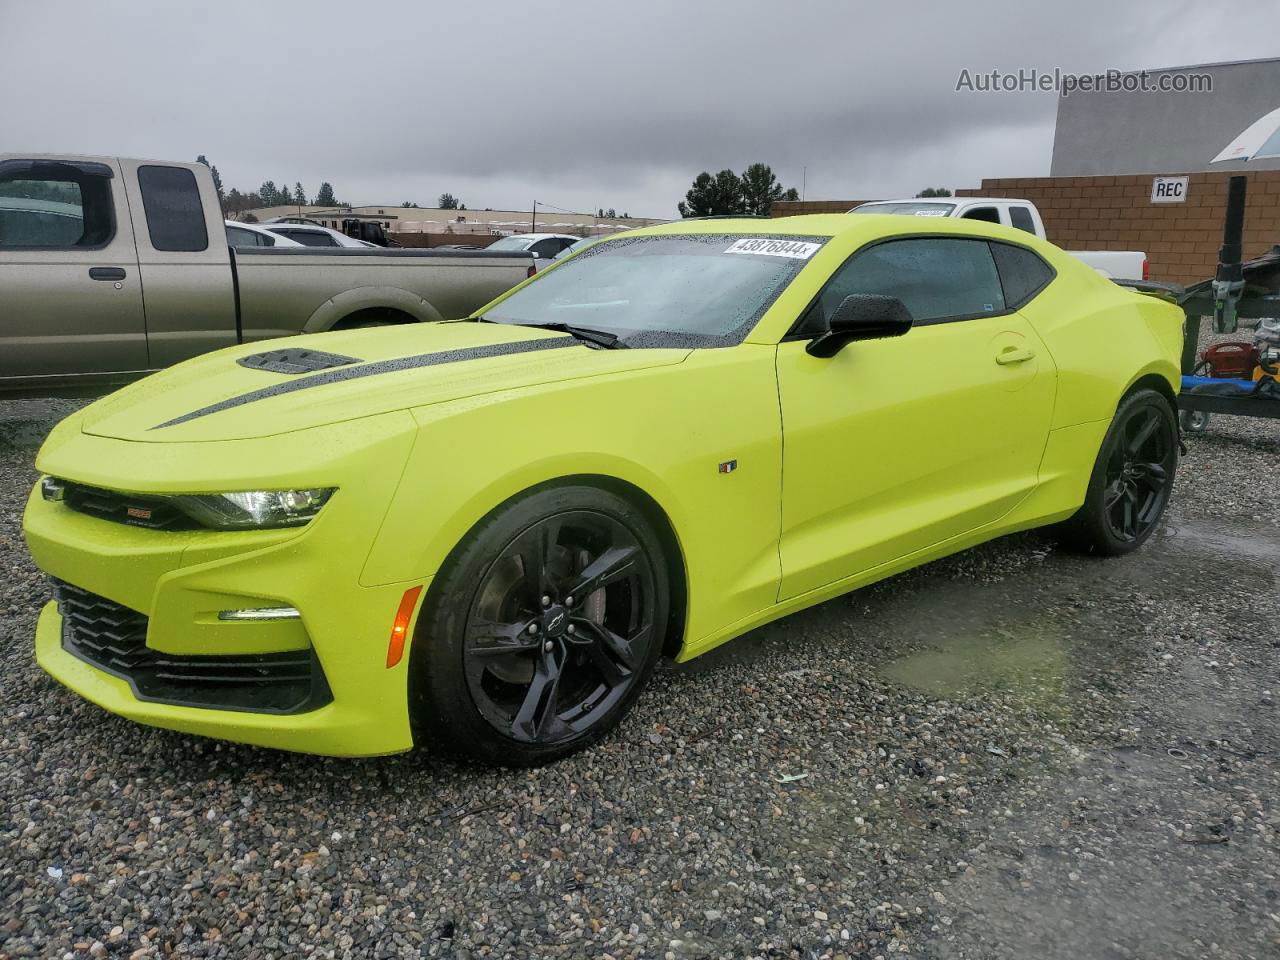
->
[3,0,1278,219]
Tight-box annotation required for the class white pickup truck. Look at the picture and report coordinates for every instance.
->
[851,197,1148,282]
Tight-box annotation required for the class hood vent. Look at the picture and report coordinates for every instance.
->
[238,348,361,375]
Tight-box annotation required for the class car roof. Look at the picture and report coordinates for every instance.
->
[625,213,1056,248]
[858,197,1033,206]
[502,233,580,241]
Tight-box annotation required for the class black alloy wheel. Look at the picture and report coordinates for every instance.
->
[1101,404,1174,544]
[412,485,669,766]
[1059,388,1178,555]
[463,511,656,744]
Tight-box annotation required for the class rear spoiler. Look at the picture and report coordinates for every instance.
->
[1111,278,1185,305]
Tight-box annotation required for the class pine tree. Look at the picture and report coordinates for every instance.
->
[314,182,337,206]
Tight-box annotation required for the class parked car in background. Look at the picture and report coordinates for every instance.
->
[24,214,1182,764]
[265,217,400,248]
[224,220,302,249]
[487,233,581,270]
[0,154,536,396]
[553,234,609,260]
[260,222,377,248]
[851,198,1149,281]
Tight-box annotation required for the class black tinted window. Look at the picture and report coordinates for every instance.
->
[137,165,208,252]
[961,206,1000,224]
[0,174,113,248]
[803,237,1005,331]
[1008,206,1036,233]
[281,229,337,247]
[990,242,1055,309]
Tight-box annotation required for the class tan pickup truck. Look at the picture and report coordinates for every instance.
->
[0,154,534,396]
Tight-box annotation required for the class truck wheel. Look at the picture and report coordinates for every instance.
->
[410,484,669,767]
[1179,409,1209,434]
[1058,388,1178,556]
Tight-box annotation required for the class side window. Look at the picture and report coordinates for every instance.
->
[800,237,1006,333]
[960,206,1001,224]
[137,165,208,252]
[226,225,261,248]
[281,230,336,247]
[530,238,560,258]
[0,170,114,249]
[1008,206,1037,234]
[990,242,1055,309]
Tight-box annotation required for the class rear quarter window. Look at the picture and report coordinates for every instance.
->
[137,165,208,252]
[990,242,1055,309]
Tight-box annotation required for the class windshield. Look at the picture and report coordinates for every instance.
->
[487,236,533,251]
[481,233,826,347]
[852,201,956,217]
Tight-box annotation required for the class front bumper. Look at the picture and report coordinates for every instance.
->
[24,414,428,757]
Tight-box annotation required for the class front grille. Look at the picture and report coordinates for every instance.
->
[53,580,330,714]
[61,482,198,531]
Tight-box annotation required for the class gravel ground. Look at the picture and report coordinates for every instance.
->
[1,396,1278,960]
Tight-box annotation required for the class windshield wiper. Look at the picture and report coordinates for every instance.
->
[524,322,625,349]
[457,316,626,349]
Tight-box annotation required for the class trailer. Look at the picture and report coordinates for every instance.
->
[1165,176,1280,432]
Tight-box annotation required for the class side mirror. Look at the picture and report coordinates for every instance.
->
[805,294,914,358]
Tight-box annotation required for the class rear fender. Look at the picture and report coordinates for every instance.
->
[304,286,444,332]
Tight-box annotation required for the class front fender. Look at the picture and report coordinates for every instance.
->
[358,348,786,651]
[303,286,445,332]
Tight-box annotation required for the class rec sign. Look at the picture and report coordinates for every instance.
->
[1151,176,1189,203]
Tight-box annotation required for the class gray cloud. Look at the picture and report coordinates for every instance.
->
[3,0,1277,217]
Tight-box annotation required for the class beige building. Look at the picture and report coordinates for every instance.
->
[237,204,665,239]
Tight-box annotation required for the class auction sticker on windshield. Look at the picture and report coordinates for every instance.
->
[724,238,821,259]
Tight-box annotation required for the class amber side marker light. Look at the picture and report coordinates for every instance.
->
[386,585,424,668]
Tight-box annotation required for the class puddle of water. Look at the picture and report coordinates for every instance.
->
[880,631,1065,697]
[1157,517,1280,562]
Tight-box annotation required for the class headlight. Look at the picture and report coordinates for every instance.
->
[170,489,335,529]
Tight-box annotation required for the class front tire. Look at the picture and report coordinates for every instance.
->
[411,484,669,766]
[1058,388,1178,555]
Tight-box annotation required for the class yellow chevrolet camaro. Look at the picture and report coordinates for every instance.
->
[23,215,1184,765]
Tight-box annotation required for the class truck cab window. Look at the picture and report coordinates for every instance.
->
[960,206,1001,224]
[137,165,208,252]
[0,175,113,249]
[1008,206,1037,234]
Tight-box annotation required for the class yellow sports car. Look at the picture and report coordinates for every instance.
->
[23,215,1183,765]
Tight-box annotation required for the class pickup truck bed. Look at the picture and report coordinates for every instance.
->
[0,154,533,397]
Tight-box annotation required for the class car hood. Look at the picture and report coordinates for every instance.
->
[81,323,690,442]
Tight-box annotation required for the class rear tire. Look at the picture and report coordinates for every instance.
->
[410,484,669,767]
[1058,388,1178,556]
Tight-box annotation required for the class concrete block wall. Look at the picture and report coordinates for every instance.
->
[959,172,1280,286]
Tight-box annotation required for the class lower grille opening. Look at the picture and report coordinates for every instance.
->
[53,580,331,714]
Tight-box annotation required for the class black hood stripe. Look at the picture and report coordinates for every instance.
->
[152,336,581,429]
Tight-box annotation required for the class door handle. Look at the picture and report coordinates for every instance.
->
[89,267,127,281]
[995,345,1035,365]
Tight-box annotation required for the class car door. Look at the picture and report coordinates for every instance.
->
[118,159,237,367]
[0,156,147,387]
[775,235,1056,601]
